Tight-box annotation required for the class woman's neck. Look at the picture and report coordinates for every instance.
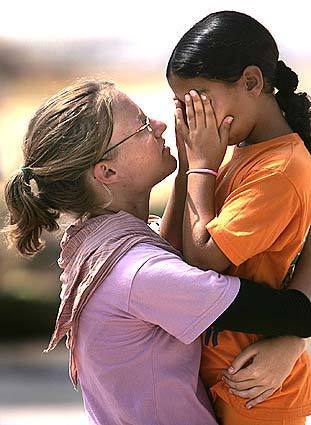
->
[102,191,151,223]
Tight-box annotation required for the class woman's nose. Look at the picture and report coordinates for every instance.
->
[150,118,167,137]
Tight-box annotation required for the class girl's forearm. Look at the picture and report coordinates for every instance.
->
[160,170,187,251]
[183,172,216,268]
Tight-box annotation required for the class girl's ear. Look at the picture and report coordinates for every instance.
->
[242,65,264,96]
[93,161,119,185]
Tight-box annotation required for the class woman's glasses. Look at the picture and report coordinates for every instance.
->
[101,116,152,157]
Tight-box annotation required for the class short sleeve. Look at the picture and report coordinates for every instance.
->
[207,169,301,266]
[128,248,240,344]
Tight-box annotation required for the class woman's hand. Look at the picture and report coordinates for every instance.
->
[175,90,233,171]
[222,336,307,409]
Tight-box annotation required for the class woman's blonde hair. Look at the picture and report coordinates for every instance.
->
[2,79,116,257]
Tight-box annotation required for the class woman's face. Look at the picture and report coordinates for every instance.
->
[109,91,177,190]
[168,74,258,146]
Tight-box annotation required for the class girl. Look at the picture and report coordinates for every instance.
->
[2,79,311,425]
[166,10,311,425]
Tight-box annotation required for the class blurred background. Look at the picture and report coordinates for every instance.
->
[0,0,310,423]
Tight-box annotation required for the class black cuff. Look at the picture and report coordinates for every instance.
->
[213,279,311,337]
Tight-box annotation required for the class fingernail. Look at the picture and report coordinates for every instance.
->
[185,94,191,101]
[247,404,252,409]
[228,367,235,373]
[201,94,207,100]
[190,90,197,96]
[226,116,234,124]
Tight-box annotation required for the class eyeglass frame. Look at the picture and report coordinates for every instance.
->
[98,116,152,159]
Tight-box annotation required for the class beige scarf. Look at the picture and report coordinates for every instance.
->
[44,211,181,387]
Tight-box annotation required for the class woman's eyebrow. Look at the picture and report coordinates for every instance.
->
[138,110,146,123]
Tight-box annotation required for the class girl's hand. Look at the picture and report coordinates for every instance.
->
[174,98,188,172]
[175,90,233,170]
[222,336,306,409]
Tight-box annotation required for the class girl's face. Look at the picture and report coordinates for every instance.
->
[108,92,177,191]
[168,74,259,146]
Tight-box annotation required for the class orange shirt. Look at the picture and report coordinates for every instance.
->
[201,133,311,419]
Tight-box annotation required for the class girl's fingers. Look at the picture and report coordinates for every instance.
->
[246,388,276,409]
[218,115,233,146]
[229,385,266,400]
[174,98,183,111]
[189,90,205,128]
[201,94,218,133]
[174,99,188,128]
[174,97,183,108]
[185,93,196,132]
[223,365,256,383]
[227,346,257,375]
[175,108,188,138]
[201,93,218,131]
[223,369,254,383]
[222,376,254,391]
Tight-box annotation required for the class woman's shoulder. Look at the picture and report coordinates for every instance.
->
[109,243,180,287]
[82,243,176,316]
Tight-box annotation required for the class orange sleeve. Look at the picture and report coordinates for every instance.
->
[206,169,301,266]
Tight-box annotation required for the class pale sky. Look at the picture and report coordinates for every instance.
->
[1,0,311,60]
[0,0,310,185]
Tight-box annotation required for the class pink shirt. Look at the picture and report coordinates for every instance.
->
[76,243,240,425]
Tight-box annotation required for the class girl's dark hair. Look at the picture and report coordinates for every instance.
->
[2,79,116,257]
[167,11,311,152]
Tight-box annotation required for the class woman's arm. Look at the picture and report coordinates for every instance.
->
[288,229,311,301]
[213,278,311,337]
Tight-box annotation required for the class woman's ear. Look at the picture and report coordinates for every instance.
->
[93,161,119,185]
[242,65,264,96]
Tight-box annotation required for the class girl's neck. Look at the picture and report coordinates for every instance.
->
[242,95,293,147]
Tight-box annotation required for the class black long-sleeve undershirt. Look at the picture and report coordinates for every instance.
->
[213,279,311,337]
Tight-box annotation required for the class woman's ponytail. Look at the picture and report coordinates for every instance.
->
[2,167,59,257]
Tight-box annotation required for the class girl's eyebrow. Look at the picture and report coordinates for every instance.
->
[175,97,185,104]
[196,88,209,94]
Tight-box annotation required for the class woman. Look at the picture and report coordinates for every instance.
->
[2,79,311,425]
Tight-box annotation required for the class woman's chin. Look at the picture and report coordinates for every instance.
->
[155,156,177,184]
[166,155,178,174]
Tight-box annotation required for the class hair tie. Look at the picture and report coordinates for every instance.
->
[20,166,33,184]
[275,60,298,95]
